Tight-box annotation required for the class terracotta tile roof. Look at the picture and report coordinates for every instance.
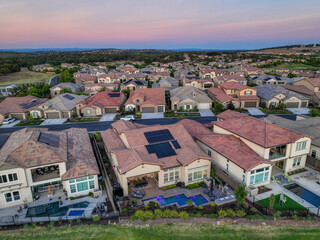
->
[283,85,314,96]
[213,111,308,148]
[238,95,260,101]
[305,78,320,87]
[125,88,165,106]
[77,91,123,109]
[111,120,139,133]
[219,82,252,91]
[208,87,236,103]
[216,110,249,120]
[0,96,47,115]
[221,74,247,82]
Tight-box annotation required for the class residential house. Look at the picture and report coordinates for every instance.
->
[183,77,214,90]
[244,67,262,77]
[0,127,100,209]
[250,75,289,86]
[208,82,259,108]
[84,83,119,95]
[124,88,166,113]
[283,85,315,103]
[152,77,179,90]
[101,121,212,196]
[97,72,123,84]
[181,119,273,188]
[36,93,88,119]
[75,75,97,84]
[213,110,311,173]
[50,83,84,98]
[294,78,320,105]
[0,96,47,123]
[76,91,126,116]
[254,85,309,108]
[120,79,148,91]
[199,69,223,79]
[214,74,247,87]
[170,86,212,111]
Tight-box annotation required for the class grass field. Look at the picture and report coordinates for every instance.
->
[257,194,307,211]
[0,224,319,240]
[0,68,55,86]
[273,63,319,71]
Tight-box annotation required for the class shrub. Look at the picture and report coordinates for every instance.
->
[279,103,286,110]
[215,103,224,113]
[234,185,247,204]
[187,183,200,189]
[226,209,236,217]
[144,205,150,210]
[249,207,259,214]
[236,210,246,217]
[132,198,138,204]
[92,216,101,222]
[198,206,204,210]
[261,102,266,108]
[88,192,94,198]
[161,184,177,190]
[134,210,144,219]
[130,215,138,221]
[122,208,128,213]
[143,211,154,221]
[206,214,218,218]
[292,215,302,220]
[163,209,172,218]
[273,211,281,218]
[195,212,202,217]
[210,203,216,207]
[179,211,189,219]
[218,210,227,218]
[154,209,163,218]
[171,210,179,218]
[186,200,193,206]
[39,222,44,225]
[76,218,81,223]
[48,221,55,228]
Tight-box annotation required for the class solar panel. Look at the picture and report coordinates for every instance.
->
[146,142,176,159]
[94,102,103,107]
[171,140,181,149]
[38,133,60,147]
[19,103,27,106]
[108,93,120,97]
[144,129,174,144]
[63,94,75,100]
[23,101,42,109]
[0,135,9,149]
[135,81,143,86]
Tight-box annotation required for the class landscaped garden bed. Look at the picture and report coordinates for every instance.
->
[69,117,101,123]
[164,110,200,118]
[15,119,44,126]
[287,168,308,175]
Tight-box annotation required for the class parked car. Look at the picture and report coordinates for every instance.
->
[120,115,135,121]
[3,117,16,125]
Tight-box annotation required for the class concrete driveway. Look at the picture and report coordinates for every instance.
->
[40,118,67,125]
[245,108,265,116]
[141,113,164,119]
[199,109,214,117]
[287,108,310,115]
[100,114,116,122]
[0,120,20,128]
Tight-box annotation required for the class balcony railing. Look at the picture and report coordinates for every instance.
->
[269,150,285,160]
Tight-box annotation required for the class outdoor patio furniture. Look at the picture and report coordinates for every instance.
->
[134,189,146,196]
[131,192,144,199]
[203,188,210,194]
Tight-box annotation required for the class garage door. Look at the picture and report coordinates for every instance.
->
[10,113,24,120]
[46,112,60,119]
[142,107,154,113]
[301,101,308,107]
[62,112,69,118]
[286,102,299,108]
[244,102,257,108]
[157,106,164,112]
[105,108,117,113]
[198,103,210,109]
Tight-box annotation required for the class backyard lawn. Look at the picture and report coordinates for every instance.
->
[0,68,55,86]
[273,63,319,71]
[0,224,319,240]
[257,194,307,211]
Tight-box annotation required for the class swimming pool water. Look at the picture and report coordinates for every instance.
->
[284,183,320,207]
[68,210,85,217]
[157,194,208,206]
[26,201,90,217]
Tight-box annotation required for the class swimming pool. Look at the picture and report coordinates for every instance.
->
[284,183,320,207]
[156,194,208,206]
[68,210,85,217]
[26,201,90,217]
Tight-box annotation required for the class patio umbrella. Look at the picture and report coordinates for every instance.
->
[48,185,52,195]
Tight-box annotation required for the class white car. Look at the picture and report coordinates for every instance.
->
[3,117,16,125]
[120,115,135,121]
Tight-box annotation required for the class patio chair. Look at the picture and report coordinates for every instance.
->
[131,192,144,199]
[134,189,146,196]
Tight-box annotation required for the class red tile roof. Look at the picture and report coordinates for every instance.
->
[283,85,314,96]
[216,110,249,120]
[0,96,47,115]
[125,88,166,106]
[219,82,252,91]
[208,87,237,103]
[305,78,320,86]
[77,91,123,109]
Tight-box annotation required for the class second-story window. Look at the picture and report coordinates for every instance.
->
[245,90,251,95]
[136,99,140,103]
[0,173,18,184]
[207,150,212,157]
[296,141,307,151]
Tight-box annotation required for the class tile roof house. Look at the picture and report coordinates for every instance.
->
[76,91,126,116]
[120,79,148,91]
[152,77,179,90]
[254,84,309,108]
[170,86,213,111]
[208,82,259,109]
[84,83,119,95]
[0,128,100,209]
[36,93,88,119]
[183,76,214,90]
[181,119,272,188]
[101,120,212,196]
[50,83,85,98]
[249,74,289,86]
[214,110,311,174]
[124,88,166,113]
[75,75,97,84]
[213,74,247,87]
[294,78,320,105]
[0,96,47,123]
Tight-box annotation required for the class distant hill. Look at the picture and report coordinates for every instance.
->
[249,43,320,55]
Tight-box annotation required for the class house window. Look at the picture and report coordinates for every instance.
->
[249,167,270,185]
[69,176,95,193]
[0,173,18,184]
[187,166,208,182]
[207,150,212,157]
[242,174,246,183]
[226,163,229,171]
[4,191,20,203]
[293,157,302,168]
[245,91,251,95]
[136,99,140,103]
[311,149,317,158]
[193,83,196,87]
[296,141,307,151]
[86,109,91,115]
[164,167,179,183]
[186,105,191,110]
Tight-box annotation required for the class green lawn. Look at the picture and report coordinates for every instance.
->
[257,194,307,211]
[260,108,293,115]
[69,117,101,123]
[164,111,201,118]
[15,120,44,126]
[0,68,55,86]
[0,224,319,240]
[273,63,319,71]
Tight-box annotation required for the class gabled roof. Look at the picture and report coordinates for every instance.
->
[77,91,123,109]
[208,87,237,103]
[170,86,212,104]
[125,88,165,106]
[51,82,84,91]
[219,82,253,91]
[43,93,88,111]
[254,85,309,101]
[283,85,314,96]
[303,78,320,87]
[0,96,47,115]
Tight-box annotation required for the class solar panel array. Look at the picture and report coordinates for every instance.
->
[38,133,60,147]
[23,100,42,109]
[93,102,103,107]
[108,93,120,97]
[146,142,176,159]
[144,129,174,144]
[63,94,75,100]
[171,140,181,149]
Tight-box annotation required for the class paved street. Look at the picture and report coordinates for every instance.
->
[141,113,164,119]
[199,109,214,117]
[100,114,116,121]
[41,118,67,125]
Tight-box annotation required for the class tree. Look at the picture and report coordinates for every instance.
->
[28,113,34,121]
[227,101,235,110]
[269,193,275,209]
[214,103,224,113]
[261,102,267,108]
[310,108,320,117]
[287,73,297,78]
[59,69,75,83]
[278,102,286,110]
[234,185,247,205]
[121,89,130,97]
[60,88,73,94]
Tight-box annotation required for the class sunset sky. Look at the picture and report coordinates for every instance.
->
[1,0,320,50]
